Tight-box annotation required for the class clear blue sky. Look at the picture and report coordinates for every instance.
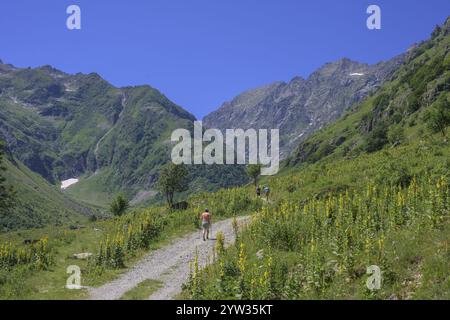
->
[0,0,448,119]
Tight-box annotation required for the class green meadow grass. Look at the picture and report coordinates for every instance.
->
[119,279,163,300]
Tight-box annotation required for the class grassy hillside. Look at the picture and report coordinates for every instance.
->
[179,19,450,300]
[0,156,96,231]
[181,139,449,300]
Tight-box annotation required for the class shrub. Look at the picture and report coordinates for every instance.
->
[424,93,450,137]
[365,124,389,153]
[387,126,405,146]
[110,195,129,217]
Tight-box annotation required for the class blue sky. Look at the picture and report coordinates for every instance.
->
[0,1,448,119]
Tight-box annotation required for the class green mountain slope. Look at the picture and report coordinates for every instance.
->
[286,18,450,167]
[0,155,95,231]
[0,67,124,183]
[0,64,194,185]
[0,62,248,213]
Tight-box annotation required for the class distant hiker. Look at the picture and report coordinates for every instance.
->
[200,209,212,241]
[256,186,261,197]
[263,185,270,201]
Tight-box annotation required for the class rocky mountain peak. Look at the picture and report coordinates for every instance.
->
[204,55,405,158]
[309,58,369,80]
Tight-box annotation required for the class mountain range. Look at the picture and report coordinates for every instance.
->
[287,19,449,167]
[1,17,448,231]
[204,55,405,157]
[0,62,249,207]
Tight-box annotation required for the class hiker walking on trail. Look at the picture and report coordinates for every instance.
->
[263,185,270,201]
[200,209,212,241]
[256,185,261,197]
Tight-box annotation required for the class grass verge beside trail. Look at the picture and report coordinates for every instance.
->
[119,279,163,300]
[0,189,262,300]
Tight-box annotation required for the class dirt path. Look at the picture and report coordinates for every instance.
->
[89,216,249,300]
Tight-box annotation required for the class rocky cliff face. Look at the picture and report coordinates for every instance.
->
[204,56,405,158]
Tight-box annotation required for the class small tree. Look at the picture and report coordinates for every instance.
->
[156,163,189,208]
[424,93,450,137]
[110,194,129,217]
[247,164,262,187]
[0,141,15,213]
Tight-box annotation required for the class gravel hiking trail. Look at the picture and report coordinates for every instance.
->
[89,216,249,300]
